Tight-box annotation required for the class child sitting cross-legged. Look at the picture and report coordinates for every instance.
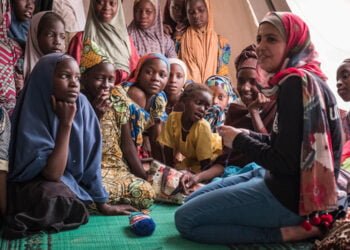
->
[80,40,155,210]
[158,83,222,194]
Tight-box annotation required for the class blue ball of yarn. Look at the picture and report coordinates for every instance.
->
[129,212,156,236]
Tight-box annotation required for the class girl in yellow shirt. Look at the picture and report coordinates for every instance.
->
[158,83,222,180]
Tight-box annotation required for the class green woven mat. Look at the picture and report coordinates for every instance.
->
[0,204,227,250]
[0,204,314,250]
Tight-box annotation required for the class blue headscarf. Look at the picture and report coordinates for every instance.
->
[8,10,30,49]
[9,53,108,203]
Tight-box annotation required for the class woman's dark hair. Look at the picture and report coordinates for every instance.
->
[37,12,66,37]
[179,82,212,103]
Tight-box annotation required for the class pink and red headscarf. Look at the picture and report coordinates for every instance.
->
[261,12,327,89]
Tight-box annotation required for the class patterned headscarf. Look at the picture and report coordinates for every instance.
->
[235,44,258,72]
[261,12,327,95]
[205,75,238,104]
[128,0,166,56]
[204,75,237,132]
[260,12,338,216]
[84,0,131,73]
[79,38,112,74]
[234,44,267,88]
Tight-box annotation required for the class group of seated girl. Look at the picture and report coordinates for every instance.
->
[0,0,280,238]
[0,42,276,241]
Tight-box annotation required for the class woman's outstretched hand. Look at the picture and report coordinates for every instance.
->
[217,125,244,148]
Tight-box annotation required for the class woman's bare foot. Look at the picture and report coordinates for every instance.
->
[281,225,322,242]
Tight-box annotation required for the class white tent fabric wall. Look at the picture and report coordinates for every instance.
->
[287,0,350,111]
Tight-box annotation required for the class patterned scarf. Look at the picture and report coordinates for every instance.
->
[0,0,21,115]
[261,12,338,216]
[128,0,165,56]
[204,75,238,132]
[205,75,237,104]
[79,39,112,74]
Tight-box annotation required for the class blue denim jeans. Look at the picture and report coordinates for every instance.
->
[175,168,303,244]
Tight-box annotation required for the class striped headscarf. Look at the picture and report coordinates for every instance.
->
[128,0,166,56]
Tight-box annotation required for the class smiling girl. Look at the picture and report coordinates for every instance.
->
[68,0,139,84]
[80,41,155,209]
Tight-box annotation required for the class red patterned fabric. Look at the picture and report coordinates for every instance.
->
[0,0,22,115]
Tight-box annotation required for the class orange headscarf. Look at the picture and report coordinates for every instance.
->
[178,0,218,83]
